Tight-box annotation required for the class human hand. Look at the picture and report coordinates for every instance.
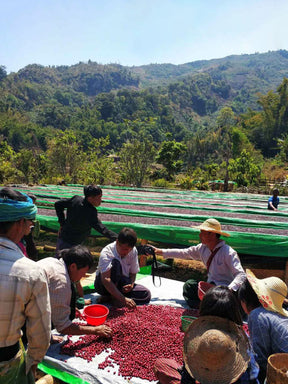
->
[137,244,155,255]
[122,284,133,293]
[125,297,136,309]
[94,325,113,338]
[149,245,162,255]
[84,298,92,305]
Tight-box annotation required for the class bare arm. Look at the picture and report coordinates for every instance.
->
[129,272,136,285]
[122,273,136,294]
[101,269,136,308]
[60,322,112,337]
[268,201,277,210]
[152,246,163,256]
[150,245,200,261]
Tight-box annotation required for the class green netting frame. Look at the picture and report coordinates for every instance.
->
[14,184,288,203]
[37,215,288,258]
[36,204,288,230]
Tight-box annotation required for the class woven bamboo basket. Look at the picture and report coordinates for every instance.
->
[266,353,288,384]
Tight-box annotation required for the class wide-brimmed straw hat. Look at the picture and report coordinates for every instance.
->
[246,269,288,317]
[183,316,249,384]
[191,218,230,237]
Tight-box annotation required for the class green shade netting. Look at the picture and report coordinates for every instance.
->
[14,184,288,203]
[36,204,288,230]
[37,361,90,384]
[37,215,288,258]
[15,186,288,218]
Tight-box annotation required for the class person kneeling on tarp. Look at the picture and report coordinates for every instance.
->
[94,227,151,309]
[38,245,112,338]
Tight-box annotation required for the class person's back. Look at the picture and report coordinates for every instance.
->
[154,286,259,384]
[239,270,288,383]
[38,245,113,338]
[57,195,91,244]
[248,306,288,369]
[55,185,117,250]
[0,187,51,383]
[38,256,72,332]
[183,316,251,384]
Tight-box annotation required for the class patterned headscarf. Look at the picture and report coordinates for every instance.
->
[0,194,37,222]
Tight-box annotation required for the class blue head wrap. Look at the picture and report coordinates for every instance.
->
[0,193,37,222]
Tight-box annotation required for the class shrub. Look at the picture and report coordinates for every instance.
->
[152,178,171,188]
[178,176,194,190]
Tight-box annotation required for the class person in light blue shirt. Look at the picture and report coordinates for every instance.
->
[238,270,288,384]
[267,188,279,210]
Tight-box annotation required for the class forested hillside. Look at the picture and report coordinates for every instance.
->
[1,50,288,189]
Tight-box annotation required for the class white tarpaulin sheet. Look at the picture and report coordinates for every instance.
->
[43,276,188,384]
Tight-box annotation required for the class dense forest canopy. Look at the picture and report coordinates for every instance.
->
[1,50,288,190]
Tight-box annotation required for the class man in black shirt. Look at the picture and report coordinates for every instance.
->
[55,185,118,251]
[55,185,118,300]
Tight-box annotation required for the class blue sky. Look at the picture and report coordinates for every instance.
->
[1,0,287,73]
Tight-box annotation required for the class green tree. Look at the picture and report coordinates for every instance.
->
[229,150,262,186]
[277,133,288,162]
[16,149,47,184]
[250,77,288,157]
[46,131,84,183]
[156,139,187,180]
[78,136,115,185]
[119,137,156,187]
[0,66,7,82]
[216,107,236,191]
[276,77,288,138]
[0,140,23,183]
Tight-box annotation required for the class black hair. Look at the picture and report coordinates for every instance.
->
[199,285,243,325]
[83,185,102,198]
[117,227,137,248]
[0,187,27,201]
[58,245,93,270]
[238,278,261,312]
[0,187,27,233]
[27,194,37,203]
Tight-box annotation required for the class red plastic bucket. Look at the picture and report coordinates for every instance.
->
[83,304,109,326]
[198,281,215,300]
